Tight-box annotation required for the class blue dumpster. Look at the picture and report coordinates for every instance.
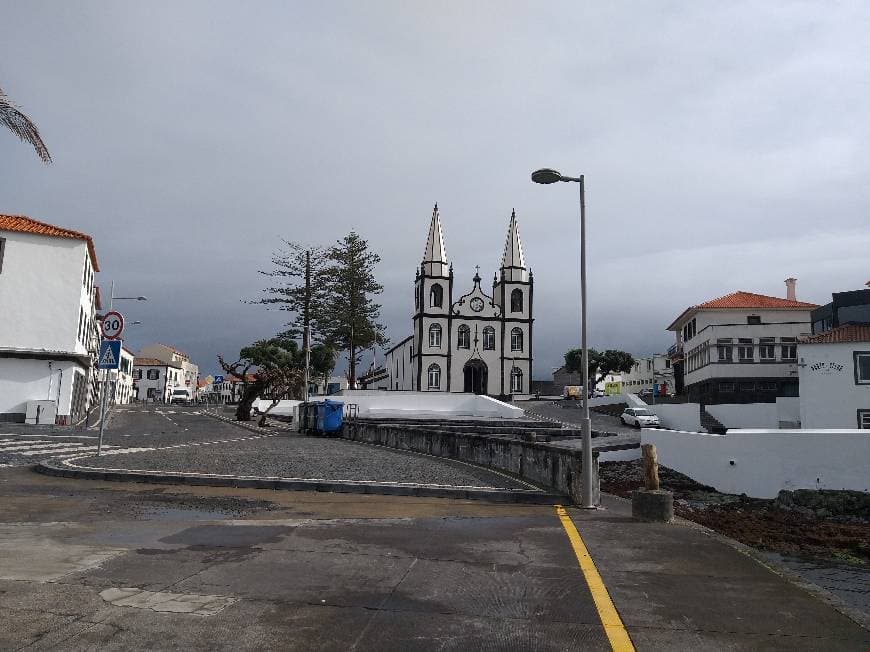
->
[316,400,344,434]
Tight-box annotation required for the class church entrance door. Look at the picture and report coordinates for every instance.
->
[463,359,488,395]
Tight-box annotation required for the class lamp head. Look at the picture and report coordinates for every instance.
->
[531,168,563,184]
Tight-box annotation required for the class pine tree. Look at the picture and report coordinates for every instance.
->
[318,232,387,387]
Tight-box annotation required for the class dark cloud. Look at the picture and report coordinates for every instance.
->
[2,2,868,376]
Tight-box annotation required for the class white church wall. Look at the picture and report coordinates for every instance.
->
[333,390,524,419]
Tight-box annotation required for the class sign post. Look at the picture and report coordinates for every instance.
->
[97,340,122,455]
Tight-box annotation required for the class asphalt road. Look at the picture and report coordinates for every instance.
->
[521,400,640,436]
[2,466,867,650]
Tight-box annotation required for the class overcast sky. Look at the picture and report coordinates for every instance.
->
[2,2,868,377]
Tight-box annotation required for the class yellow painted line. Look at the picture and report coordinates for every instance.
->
[555,505,635,652]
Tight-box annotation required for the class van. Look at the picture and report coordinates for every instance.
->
[169,388,193,405]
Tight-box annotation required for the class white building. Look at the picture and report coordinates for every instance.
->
[0,214,100,424]
[798,325,870,429]
[112,346,136,405]
[133,357,184,402]
[139,343,199,393]
[667,281,817,404]
[620,354,674,395]
[384,205,533,397]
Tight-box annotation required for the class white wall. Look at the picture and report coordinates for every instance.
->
[799,341,870,429]
[332,390,524,419]
[646,403,702,432]
[385,337,415,391]
[706,403,778,429]
[0,358,82,419]
[0,231,94,354]
[642,427,870,498]
[776,397,801,426]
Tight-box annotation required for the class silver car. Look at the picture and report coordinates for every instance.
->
[620,407,661,428]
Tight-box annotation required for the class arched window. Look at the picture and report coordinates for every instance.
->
[430,284,443,308]
[511,288,523,312]
[428,363,441,389]
[457,325,470,349]
[429,324,442,347]
[482,326,495,350]
[510,367,523,393]
[510,327,523,352]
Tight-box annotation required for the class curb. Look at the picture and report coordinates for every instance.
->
[34,459,564,504]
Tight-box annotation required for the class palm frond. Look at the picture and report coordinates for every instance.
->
[0,85,51,164]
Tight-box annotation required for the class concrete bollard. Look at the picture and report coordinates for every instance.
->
[632,443,673,522]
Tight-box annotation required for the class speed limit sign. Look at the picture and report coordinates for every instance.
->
[102,310,125,340]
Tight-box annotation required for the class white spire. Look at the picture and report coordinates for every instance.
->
[422,203,449,276]
[500,208,528,282]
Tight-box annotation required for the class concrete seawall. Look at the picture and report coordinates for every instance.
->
[340,419,604,505]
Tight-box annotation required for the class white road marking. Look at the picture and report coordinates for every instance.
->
[17,445,120,456]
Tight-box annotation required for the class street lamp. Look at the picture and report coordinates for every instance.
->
[531,167,595,508]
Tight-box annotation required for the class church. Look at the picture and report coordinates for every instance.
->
[381,205,533,398]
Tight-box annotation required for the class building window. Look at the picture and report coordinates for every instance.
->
[717,338,733,362]
[510,327,523,352]
[429,324,442,347]
[482,326,495,350]
[457,325,470,349]
[427,364,441,389]
[759,337,776,362]
[739,382,755,391]
[430,284,443,308]
[855,352,870,385]
[718,382,735,392]
[858,409,870,429]
[0,237,5,274]
[747,315,762,325]
[133,369,142,380]
[781,337,797,361]
[738,338,754,362]
[147,369,160,380]
[510,288,523,312]
[510,367,523,393]
[758,381,777,391]
[683,317,697,342]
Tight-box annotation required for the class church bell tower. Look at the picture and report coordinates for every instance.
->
[413,204,453,391]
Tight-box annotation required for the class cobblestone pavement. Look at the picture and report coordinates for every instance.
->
[71,432,535,490]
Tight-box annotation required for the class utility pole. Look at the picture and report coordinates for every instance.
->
[303,250,311,402]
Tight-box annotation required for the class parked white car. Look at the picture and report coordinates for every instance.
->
[620,407,661,428]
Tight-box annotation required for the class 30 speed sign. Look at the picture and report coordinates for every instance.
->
[101,310,125,340]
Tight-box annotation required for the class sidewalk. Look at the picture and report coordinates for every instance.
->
[569,495,869,650]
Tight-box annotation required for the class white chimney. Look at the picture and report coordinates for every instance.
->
[784,277,797,301]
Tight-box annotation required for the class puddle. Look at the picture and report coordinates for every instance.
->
[135,506,237,521]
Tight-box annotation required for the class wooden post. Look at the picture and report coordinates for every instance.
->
[641,443,660,491]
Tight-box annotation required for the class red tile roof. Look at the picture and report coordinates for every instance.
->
[668,291,818,330]
[697,291,818,310]
[0,214,99,271]
[800,324,870,344]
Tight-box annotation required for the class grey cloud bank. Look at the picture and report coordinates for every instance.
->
[2,1,868,376]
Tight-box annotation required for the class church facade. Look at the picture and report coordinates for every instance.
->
[383,205,533,397]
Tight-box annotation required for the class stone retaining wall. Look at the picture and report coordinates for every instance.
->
[340,419,600,505]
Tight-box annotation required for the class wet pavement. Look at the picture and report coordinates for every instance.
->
[1,466,868,650]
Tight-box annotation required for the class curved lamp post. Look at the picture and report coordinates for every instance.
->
[531,167,595,508]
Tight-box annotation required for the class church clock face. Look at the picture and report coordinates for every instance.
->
[470,297,484,312]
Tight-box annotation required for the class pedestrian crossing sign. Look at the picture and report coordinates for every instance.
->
[98,340,122,370]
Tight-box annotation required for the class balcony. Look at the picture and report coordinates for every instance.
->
[667,343,684,360]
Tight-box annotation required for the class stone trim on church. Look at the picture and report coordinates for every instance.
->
[384,205,533,398]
